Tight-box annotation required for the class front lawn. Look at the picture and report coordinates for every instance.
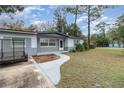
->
[56,48,124,88]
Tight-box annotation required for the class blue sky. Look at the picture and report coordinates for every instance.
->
[0,5,124,35]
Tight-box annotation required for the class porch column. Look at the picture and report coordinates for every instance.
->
[31,36,37,48]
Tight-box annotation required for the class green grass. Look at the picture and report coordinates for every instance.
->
[56,48,124,88]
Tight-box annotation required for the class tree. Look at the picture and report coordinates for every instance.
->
[64,5,83,25]
[107,25,120,47]
[117,14,124,47]
[7,20,25,30]
[95,22,108,38]
[117,14,124,26]
[64,6,83,37]
[118,26,124,47]
[39,22,56,32]
[81,5,105,48]
[0,6,24,29]
[91,34,98,44]
[31,22,56,32]
[28,24,37,32]
[53,8,67,32]
[69,24,82,37]
[0,5,24,14]
[0,5,24,19]
[90,33,109,47]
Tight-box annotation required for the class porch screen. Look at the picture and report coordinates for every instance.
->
[12,38,25,48]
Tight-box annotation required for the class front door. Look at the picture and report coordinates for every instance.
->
[59,39,64,50]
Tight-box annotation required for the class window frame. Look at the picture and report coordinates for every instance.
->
[40,38,56,47]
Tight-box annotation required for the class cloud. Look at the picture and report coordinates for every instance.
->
[0,14,15,28]
[31,20,46,25]
[48,5,59,9]
[78,14,117,35]
[24,6,45,13]
[77,15,87,23]
[78,14,109,24]
[15,6,45,18]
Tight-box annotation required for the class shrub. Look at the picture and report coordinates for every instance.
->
[90,43,96,49]
[83,41,89,50]
[75,43,84,52]
[70,48,76,52]
[96,37,109,47]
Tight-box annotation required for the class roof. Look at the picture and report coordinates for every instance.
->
[0,28,84,40]
[38,31,84,40]
[38,31,68,37]
[0,28,36,35]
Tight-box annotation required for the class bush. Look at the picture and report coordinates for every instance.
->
[70,48,76,52]
[83,41,89,50]
[70,41,96,53]
[75,43,84,52]
[96,37,109,47]
[90,43,96,49]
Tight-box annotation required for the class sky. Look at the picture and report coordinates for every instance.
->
[0,5,124,35]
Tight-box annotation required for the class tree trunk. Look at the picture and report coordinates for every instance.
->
[74,5,78,25]
[88,5,91,49]
[73,5,78,36]
[112,40,114,47]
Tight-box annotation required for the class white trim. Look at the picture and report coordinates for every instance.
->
[59,39,64,50]
[40,38,57,47]
[31,36,37,48]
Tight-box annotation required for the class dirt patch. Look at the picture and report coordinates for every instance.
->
[0,62,55,88]
[33,54,60,63]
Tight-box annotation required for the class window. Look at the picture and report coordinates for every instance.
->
[40,39,56,47]
[49,39,56,46]
[40,39,48,46]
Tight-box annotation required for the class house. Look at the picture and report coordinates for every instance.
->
[0,28,84,56]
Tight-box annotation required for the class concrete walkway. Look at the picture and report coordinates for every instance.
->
[37,53,70,85]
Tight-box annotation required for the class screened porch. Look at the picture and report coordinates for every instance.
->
[0,38,28,64]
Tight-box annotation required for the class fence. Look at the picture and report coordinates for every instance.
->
[0,39,28,64]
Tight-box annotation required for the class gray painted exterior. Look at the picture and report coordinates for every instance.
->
[37,33,66,53]
[0,29,84,56]
[37,38,60,53]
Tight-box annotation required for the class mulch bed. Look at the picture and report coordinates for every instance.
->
[33,54,60,63]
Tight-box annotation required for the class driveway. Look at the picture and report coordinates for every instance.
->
[0,62,54,88]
